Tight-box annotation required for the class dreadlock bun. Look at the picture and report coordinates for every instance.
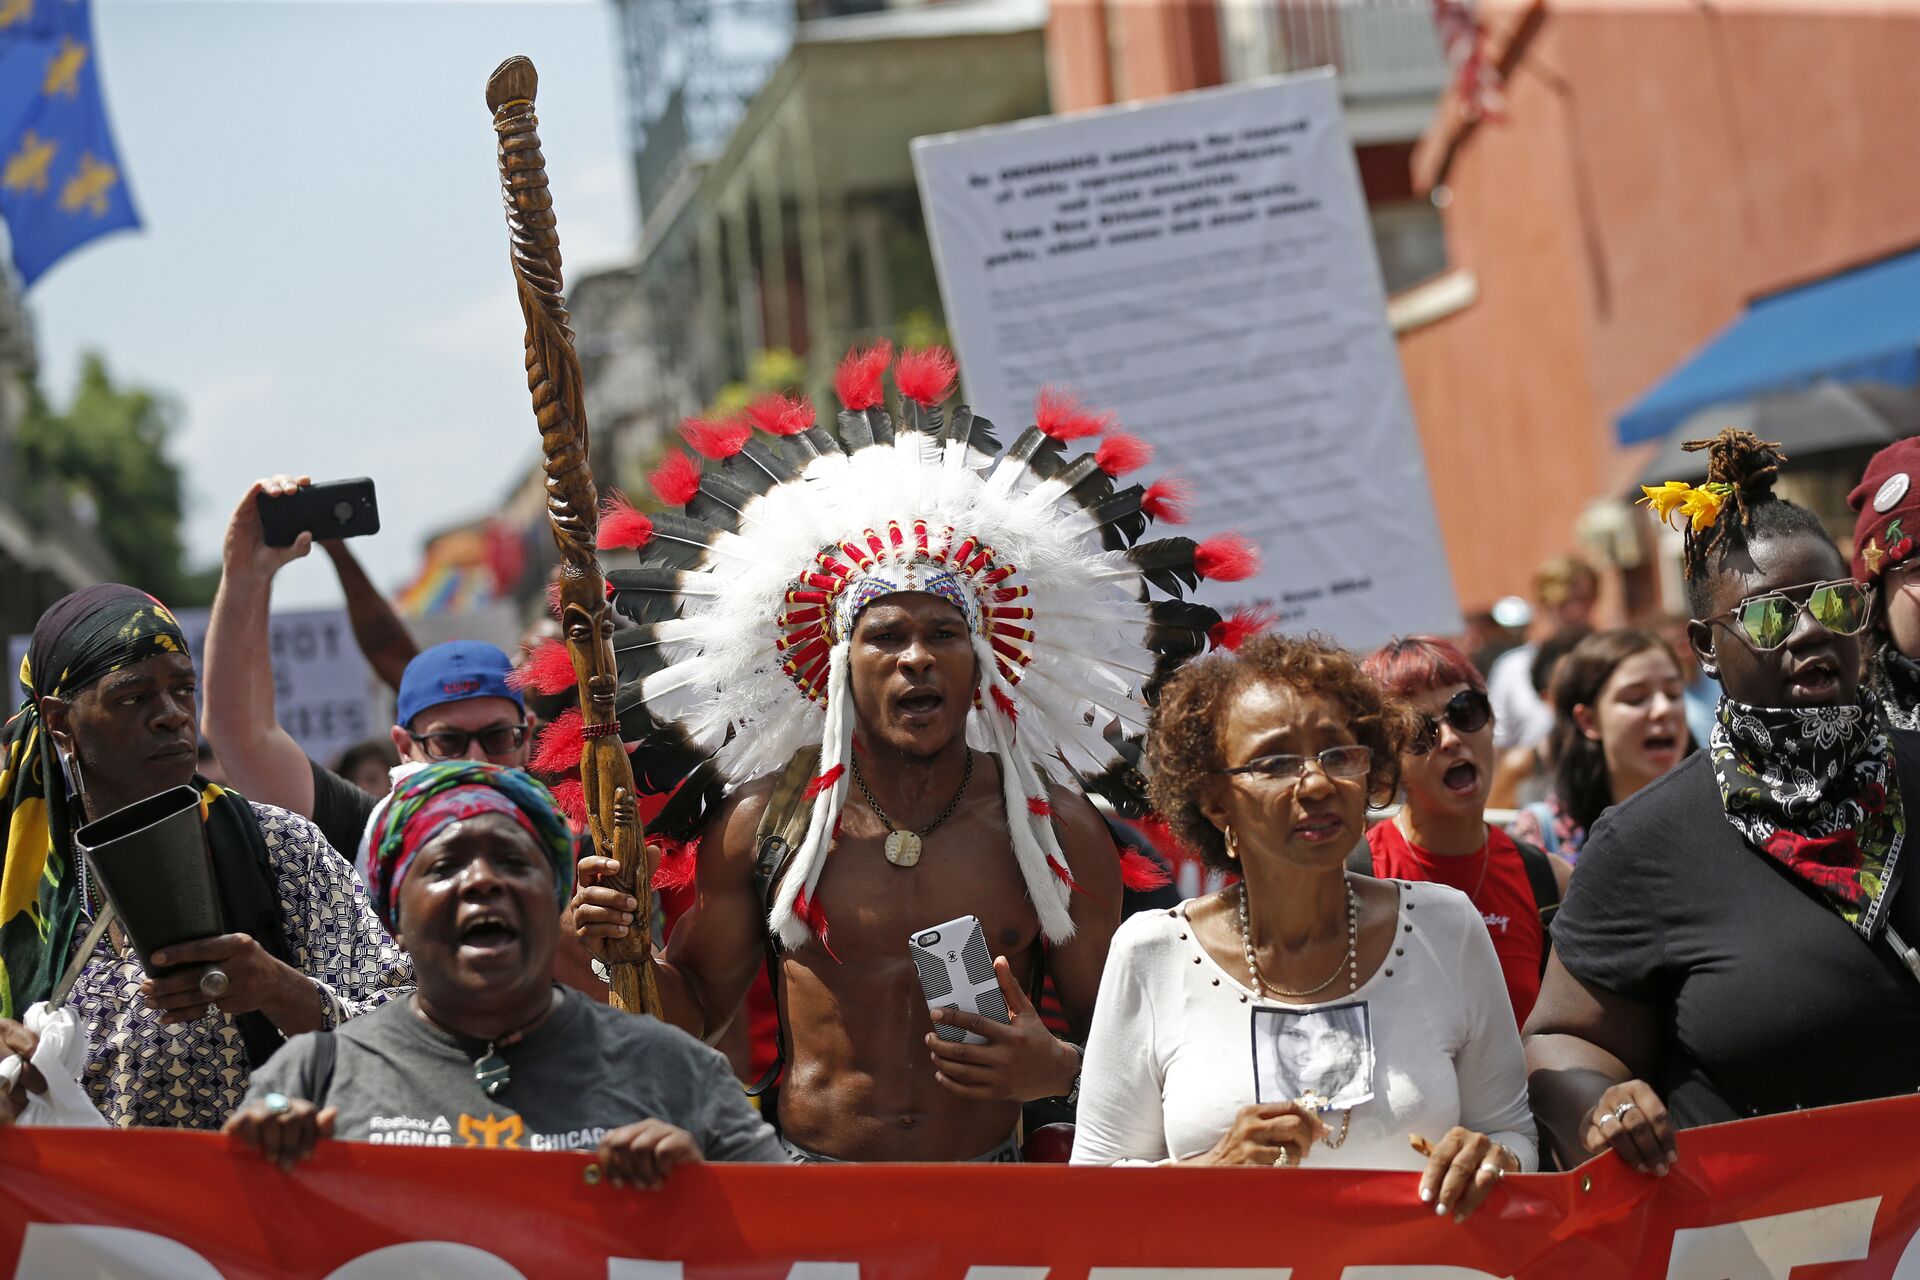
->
[1677,427,1832,617]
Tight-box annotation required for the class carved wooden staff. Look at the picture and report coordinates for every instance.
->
[486,55,659,1017]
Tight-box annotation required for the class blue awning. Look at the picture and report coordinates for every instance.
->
[1616,248,1920,445]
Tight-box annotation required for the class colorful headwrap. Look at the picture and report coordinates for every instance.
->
[366,762,576,933]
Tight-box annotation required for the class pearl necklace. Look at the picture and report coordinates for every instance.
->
[1237,877,1359,1000]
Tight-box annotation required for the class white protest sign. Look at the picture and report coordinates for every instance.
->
[9,606,379,770]
[913,69,1461,649]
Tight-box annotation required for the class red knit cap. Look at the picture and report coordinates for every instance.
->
[1848,437,1920,581]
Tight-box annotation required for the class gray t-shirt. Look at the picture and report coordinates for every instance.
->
[245,987,785,1160]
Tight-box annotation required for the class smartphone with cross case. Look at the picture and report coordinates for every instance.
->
[909,914,1011,1046]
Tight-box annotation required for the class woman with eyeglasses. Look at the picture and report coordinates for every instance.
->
[1073,635,1536,1222]
[1508,629,1691,860]
[1527,428,1920,1175]
[1850,438,1920,729]
[1360,638,1572,1026]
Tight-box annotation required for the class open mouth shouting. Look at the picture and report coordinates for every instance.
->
[456,910,521,962]
[1440,758,1481,798]
[1787,655,1841,702]
[1642,729,1681,764]
[894,688,946,723]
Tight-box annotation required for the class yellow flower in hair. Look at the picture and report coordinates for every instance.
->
[1639,481,1731,534]
[1638,482,1692,525]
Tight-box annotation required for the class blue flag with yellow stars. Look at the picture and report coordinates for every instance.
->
[0,0,139,287]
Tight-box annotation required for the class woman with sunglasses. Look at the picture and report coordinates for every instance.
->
[1850,438,1920,729]
[1527,428,1920,1175]
[1074,635,1536,1222]
[1508,629,1691,860]
[1361,638,1572,1026]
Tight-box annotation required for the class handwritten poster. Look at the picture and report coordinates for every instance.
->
[913,70,1461,648]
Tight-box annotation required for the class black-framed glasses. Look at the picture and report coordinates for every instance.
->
[1707,578,1873,652]
[409,724,529,761]
[1215,744,1371,787]
[1411,688,1493,754]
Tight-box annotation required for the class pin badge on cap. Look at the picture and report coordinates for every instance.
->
[1876,473,1911,513]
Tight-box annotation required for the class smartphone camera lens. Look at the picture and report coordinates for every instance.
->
[916,932,939,947]
[332,501,355,525]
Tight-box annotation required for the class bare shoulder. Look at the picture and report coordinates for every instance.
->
[698,773,783,872]
[1045,781,1120,879]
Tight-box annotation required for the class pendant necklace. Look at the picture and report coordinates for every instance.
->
[1239,877,1362,1150]
[413,988,560,1099]
[851,750,974,868]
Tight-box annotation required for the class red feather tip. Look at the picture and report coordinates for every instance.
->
[1141,477,1191,524]
[1208,604,1276,651]
[679,415,752,460]
[1027,796,1053,817]
[1194,534,1261,583]
[1048,855,1083,893]
[804,763,846,801]
[544,578,564,620]
[507,637,574,697]
[990,686,1018,723]
[1095,433,1154,477]
[835,340,894,410]
[648,449,703,508]
[747,393,815,437]
[1033,387,1110,442]
[795,891,839,960]
[1119,846,1173,892]
[549,777,587,830]
[654,840,699,893]
[597,490,654,551]
[895,346,957,407]
[531,709,585,774]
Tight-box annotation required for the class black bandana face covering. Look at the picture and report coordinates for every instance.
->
[1708,694,1905,939]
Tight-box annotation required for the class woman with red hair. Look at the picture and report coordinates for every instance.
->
[1360,637,1572,1026]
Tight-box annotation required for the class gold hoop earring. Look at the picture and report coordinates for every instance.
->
[1224,826,1239,860]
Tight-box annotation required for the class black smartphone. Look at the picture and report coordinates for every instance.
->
[256,478,380,548]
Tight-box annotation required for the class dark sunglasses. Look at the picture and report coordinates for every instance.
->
[1707,578,1873,652]
[409,723,529,761]
[1410,688,1492,754]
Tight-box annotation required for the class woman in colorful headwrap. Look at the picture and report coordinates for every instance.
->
[0,585,409,1129]
[1528,430,1920,1174]
[225,762,783,1180]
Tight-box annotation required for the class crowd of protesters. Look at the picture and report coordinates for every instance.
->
[1,424,1917,1214]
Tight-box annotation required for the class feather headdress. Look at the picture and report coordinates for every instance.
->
[589,345,1259,950]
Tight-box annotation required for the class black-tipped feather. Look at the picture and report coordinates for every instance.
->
[865,407,895,446]
[837,406,875,452]
[633,511,723,572]
[608,566,692,625]
[1127,537,1201,598]
[1089,484,1148,550]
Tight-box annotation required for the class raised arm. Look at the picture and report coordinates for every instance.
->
[201,477,318,817]
[573,779,775,1042]
[1523,952,1676,1174]
[320,540,417,692]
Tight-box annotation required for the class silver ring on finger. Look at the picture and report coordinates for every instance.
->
[198,968,230,1000]
[1478,1161,1506,1180]
[1613,1101,1639,1122]
[263,1092,292,1116]
[1273,1146,1293,1167]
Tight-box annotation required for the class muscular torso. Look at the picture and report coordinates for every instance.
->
[775,754,1043,1160]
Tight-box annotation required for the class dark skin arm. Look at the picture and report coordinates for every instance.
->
[924,783,1123,1100]
[572,779,774,1043]
[320,540,417,693]
[1523,951,1678,1174]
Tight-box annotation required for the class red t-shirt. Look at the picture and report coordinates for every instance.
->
[1365,820,1543,1026]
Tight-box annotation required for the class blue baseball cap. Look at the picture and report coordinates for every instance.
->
[396,640,525,729]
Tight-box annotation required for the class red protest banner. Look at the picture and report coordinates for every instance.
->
[4,1093,1920,1278]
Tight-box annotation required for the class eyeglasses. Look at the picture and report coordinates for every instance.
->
[1707,578,1874,652]
[1215,744,1372,787]
[1410,688,1493,754]
[409,724,529,761]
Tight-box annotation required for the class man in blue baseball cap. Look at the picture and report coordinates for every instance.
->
[201,478,532,864]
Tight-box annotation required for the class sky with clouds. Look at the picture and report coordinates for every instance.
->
[24,0,638,607]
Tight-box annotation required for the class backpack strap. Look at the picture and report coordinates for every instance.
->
[743,746,823,1099]
[1511,835,1562,976]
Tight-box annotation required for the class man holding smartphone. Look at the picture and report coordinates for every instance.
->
[201,477,533,862]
